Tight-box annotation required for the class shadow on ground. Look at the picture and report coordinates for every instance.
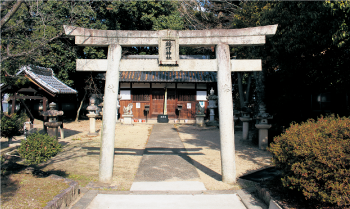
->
[176,124,272,178]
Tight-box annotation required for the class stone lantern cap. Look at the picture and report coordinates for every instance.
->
[40,102,64,116]
[87,97,98,111]
[255,103,273,120]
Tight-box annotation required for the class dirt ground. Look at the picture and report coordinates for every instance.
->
[176,125,272,190]
[1,119,272,192]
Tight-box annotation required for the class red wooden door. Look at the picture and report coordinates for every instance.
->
[167,89,176,119]
[151,89,164,118]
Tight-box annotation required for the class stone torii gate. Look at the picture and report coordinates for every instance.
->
[64,24,277,184]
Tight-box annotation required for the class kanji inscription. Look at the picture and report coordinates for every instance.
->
[159,38,178,66]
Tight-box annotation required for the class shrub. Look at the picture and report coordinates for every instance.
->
[18,132,62,165]
[1,112,28,138]
[268,115,350,207]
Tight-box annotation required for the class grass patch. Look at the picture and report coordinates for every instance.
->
[66,173,97,187]
[1,174,69,209]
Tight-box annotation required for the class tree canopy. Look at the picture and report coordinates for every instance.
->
[1,0,183,88]
[1,0,349,126]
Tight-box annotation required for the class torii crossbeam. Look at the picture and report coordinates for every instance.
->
[64,24,278,184]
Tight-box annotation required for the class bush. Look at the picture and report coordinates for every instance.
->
[18,132,62,165]
[268,115,350,207]
[1,112,28,138]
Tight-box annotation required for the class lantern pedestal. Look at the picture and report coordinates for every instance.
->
[254,103,273,150]
[240,113,252,140]
[87,113,98,136]
[255,122,272,150]
[87,97,99,136]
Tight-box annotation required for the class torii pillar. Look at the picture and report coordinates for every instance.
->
[63,25,278,184]
[99,44,121,183]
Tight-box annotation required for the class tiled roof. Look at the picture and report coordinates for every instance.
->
[119,71,217,83]
[16,65,77,94]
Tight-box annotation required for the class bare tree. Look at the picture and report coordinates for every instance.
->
[75,73,102,122]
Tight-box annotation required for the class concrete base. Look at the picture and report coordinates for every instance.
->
[195,114,205,127]
[130,181,206,191]
[122,115,133,125]
[87,194,246,209]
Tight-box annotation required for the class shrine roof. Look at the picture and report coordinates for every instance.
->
[119,71,217,83]
[16,65,77,95]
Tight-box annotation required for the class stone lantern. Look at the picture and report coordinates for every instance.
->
[86,97,98,136]
[240,102,252,140]
[40,102,64,140]
[206,88,218,126]
[255,103,273,150]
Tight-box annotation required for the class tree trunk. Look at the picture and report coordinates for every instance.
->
[254,69,266,106]
[245,73,252,103]
[237,72,245,108]
[75,91,87,122]
[8,136,12,147]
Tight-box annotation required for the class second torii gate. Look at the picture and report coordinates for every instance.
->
[64,24,278,184]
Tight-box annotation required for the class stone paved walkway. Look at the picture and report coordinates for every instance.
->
[130,124,205,191]
[71,124,266,209]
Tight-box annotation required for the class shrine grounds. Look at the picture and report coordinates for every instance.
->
[1,119,273,207]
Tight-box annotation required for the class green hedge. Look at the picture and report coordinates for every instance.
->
[18,132,62,165]
[269,115,350,207]
[1,113,28,138]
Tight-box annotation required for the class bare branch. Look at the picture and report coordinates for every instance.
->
[0,0,24,28]
[1,32,64,62]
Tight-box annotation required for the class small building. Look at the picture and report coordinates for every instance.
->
[1,65,78,121]
[114,55,218,120]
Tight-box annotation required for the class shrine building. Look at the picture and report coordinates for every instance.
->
[113,55,217,121]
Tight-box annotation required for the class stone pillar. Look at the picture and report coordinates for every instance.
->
[99,44,121,184]
[216,43,236,184]
[88,115,97,135]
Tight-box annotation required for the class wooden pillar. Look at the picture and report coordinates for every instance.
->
[43,97,48,133]
[99,44,122,184]
[11,93,16,114]
[216,43,236,184]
